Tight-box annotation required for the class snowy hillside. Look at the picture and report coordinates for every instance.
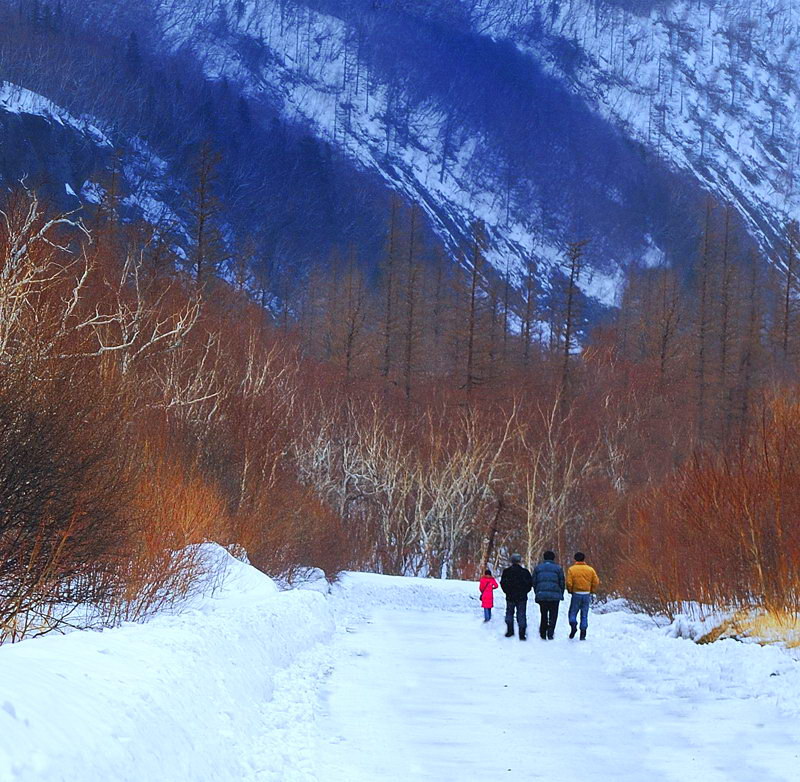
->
[2,0,798,302]
[0,78,184,231]
[156,0,584,294]
[0,80,110,208]
[147,0,800,298]
[471,0,800,260]
[2,554,798,781]
[0,81,109,146]
[152,0,710,304]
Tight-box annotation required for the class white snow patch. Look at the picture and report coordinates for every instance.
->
[0,543,334,782]
[80,180,105,204]
[0,81,111,146]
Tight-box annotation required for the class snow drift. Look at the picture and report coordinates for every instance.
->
[0,545,334,782]
[1,559,799,781]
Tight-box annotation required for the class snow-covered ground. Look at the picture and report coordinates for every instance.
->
[0,546,335,782]
[1,559,798,781]
[323,575,800,781]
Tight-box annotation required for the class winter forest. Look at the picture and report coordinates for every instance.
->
[1,0,800,780]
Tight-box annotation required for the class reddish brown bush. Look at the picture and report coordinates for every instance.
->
[620,392,800,615]
[0,365,134,641]
[5,184,800,637]
[109,451,235,623]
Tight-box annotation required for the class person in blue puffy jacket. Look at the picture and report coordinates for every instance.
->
[532,551,565,640]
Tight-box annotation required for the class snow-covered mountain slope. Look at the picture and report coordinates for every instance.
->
[3,1,795,304]
[0,81,110,146]
[153,0,712,304]
[468,0,800,262]
[0,0,407,282]
[147,0,800,301]
[0,79,181,229]
[0,81,111,206]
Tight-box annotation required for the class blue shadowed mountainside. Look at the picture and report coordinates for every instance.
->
[0,0,792,307]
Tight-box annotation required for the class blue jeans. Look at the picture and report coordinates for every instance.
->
[505,598,527,630]
[483,607,492,621]
[568,593,591,630]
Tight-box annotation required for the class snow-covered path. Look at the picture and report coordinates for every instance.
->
[317,601,799,782]
[3,560,798,781]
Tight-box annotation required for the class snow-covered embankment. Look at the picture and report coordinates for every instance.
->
[0,546,334,782]
[3,558,800,781]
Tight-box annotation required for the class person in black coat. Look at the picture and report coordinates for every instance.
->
[500,553,533,640]
[532,551,566,640]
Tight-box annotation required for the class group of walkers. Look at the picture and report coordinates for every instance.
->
[478,552,600,641]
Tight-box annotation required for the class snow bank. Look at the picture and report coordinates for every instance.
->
[596,609,800,718]
[332,572,478,624]
[664,608,732,642]
[0,544,334,782]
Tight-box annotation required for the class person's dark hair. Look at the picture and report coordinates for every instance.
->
[574,551,586,562]
[543,551,556,561]
[484,568,492,576]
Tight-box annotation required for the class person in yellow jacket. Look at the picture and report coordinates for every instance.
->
[566,552,600,640]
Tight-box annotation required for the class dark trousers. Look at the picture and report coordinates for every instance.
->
[538,600,559,638]
[505,597,527,630]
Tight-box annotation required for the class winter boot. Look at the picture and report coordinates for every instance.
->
[519,628,527,641]
[539,631,547,640]
[580,628,587,641]
[505,623,514,638]
[569,624,577,639]
[547,632,555,641]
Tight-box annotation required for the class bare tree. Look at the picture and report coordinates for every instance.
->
[188,141,226,290]
[560,239,589,399]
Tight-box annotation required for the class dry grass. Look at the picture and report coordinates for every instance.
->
[697,609,800,648]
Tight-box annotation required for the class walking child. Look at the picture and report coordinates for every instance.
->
[479,569,498,622]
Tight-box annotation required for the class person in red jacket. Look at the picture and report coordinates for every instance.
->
[479,569,499,622]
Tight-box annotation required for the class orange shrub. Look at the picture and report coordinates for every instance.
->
[109,451,236,623]
[620,391,800,615]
